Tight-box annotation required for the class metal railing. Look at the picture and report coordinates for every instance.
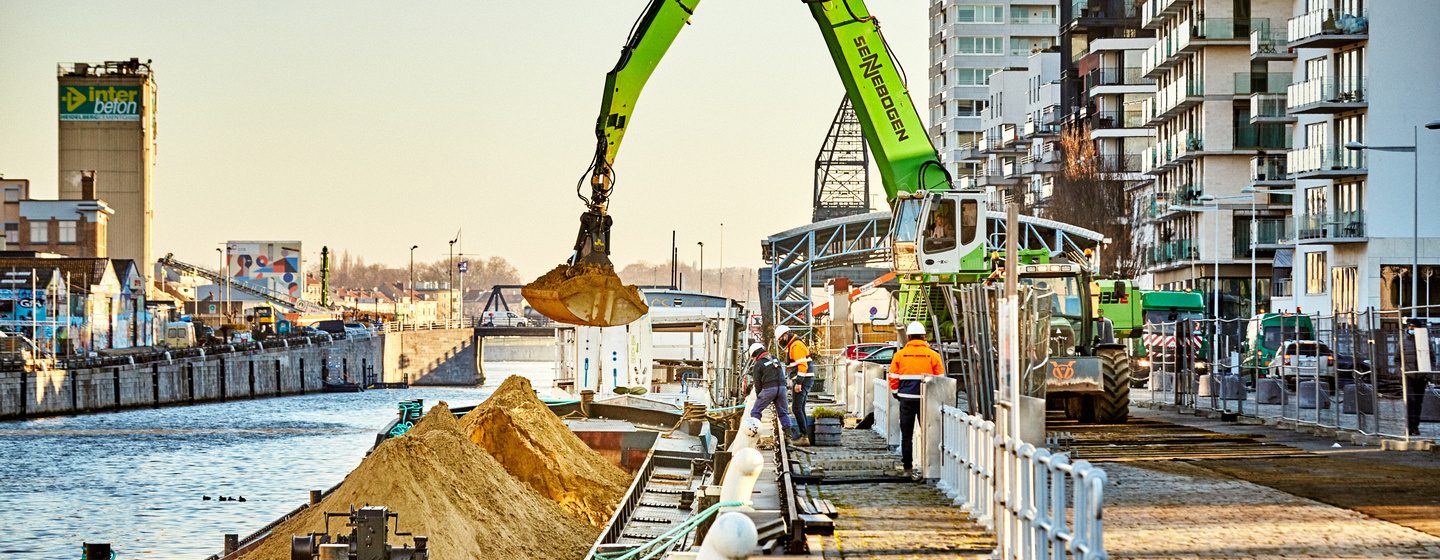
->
[1288,8,1368,44]
[1298,211,1366,240]
[1287,143,1365,175]
[1089,110,1145,130]
[1287,76,1367,110]
[1135,308,1439,444]
[1250,26,1289,56]
[937,405,1108,559]
[1251,155,1288,182]
[1234,124,1291,150]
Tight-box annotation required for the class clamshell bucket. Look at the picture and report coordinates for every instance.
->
[522,262,649,327]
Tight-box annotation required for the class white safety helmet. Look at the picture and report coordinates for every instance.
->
[905,321,926,336]
[774,325,791,339]
[748,342,766,357]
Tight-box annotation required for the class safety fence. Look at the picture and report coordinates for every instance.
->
[935,404,1108,559]
[1134,306,1440,442]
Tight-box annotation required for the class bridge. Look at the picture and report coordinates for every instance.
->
[760,208,1107,329]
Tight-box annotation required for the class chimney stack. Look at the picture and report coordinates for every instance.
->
[81,171,97,200]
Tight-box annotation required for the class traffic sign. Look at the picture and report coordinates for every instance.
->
[458,261,469,273]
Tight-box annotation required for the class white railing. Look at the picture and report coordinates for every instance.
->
[871,378,890,439]
[937,405,1109,559]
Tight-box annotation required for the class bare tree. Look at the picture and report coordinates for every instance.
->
[1048,125,1140,278]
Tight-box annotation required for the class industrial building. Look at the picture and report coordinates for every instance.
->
[57,59,156,285]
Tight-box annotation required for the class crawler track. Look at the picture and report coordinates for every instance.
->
[1048,416,1312,462]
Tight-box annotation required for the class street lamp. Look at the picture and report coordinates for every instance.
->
[1345,119,1440,311]
[696,241,705,293]
[409,244,418,323]
[447,237,457,323]
[1241,186,1297,318]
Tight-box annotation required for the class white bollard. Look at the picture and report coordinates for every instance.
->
[728,416,762,453]
[696,512,758,560]
[719,447,764,509]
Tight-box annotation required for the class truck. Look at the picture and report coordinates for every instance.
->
[1241,312,1316,382]
[520,0,1122,423]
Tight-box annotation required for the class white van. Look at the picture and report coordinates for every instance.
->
[163,322,196,348]
[481,310,529,327]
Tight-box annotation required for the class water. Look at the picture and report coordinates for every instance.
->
[0,364,563,559]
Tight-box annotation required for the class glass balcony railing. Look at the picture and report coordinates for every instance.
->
[1073,0,1138,20]
[1287,144,1366,175]
[1236,218,1292,257]
[1014,12,1057,25]
[1287,76,1366,110]
[1090,110,1146,129]
[1250,24,1289,56]
[1094,153,1143,172]
[1299,211,1366,241]
[1233,72,1292,94]
[1085,67,1153,89]
[1250,155,1288,182]
[1288,9,1368,45]
[1250,92,1289,119]
[1189,18,1263,41]
[1234,124,1291,150]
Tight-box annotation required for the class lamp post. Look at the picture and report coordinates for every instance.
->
[1241,186,1297,319]
[1345,119,1440,311]
[409,244,418,323]
[719,222,725,297]
[447,237,457,323]
[696,241,705,293]
[1172,193,1250,367]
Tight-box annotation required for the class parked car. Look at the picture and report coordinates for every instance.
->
[481,310,530,327]
[311,319,347,338]
[843,342,891,360]
[859,344,898,365]
[1267,340,1338,390]
[343,322,372,338]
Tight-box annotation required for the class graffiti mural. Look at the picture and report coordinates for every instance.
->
[226,241,304,299]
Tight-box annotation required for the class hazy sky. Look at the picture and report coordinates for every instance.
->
[0,1,929,279]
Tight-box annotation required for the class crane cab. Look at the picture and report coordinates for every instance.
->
[892,191,988,275]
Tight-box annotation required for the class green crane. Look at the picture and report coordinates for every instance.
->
[523,0,992,328]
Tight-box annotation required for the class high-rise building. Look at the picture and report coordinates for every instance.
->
[57,59,155,281]
[930,0,1060,180]
[1133,0,1294,319]
[1273,0,1440,314]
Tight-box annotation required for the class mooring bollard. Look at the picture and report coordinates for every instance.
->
[696,512,758,560]
[718,447,763,509]
[309,489,322,505]
[223,533,239,555]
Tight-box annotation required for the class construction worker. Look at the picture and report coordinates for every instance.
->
[889,321,945,478]
[775,325,813,440]
[747,342,798,440]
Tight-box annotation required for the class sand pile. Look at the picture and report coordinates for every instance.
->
[460,376,631,526]
[238,403,595,560]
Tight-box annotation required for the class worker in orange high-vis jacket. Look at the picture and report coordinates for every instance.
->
[889,321,945,478]
[775,325,813,441]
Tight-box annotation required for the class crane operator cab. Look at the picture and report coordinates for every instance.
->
[892,191,988,276]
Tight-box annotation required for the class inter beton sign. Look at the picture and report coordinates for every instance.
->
[59,85,141,121]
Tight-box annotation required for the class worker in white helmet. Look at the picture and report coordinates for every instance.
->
[746,342,798,440]
[888,321,944,478]
[774,325,813,442]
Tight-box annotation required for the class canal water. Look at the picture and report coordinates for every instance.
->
[0,363,564,559]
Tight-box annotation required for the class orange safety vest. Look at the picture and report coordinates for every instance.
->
[888,340,944,399]
[785,337,811,375]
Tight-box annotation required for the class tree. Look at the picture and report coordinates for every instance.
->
[1047,125,1141,278]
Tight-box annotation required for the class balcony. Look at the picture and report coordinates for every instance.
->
[1085,67,1154,90]
[1287,77,1367,114]
[1235,218,1292,257]
[955,142,985,162]
[1069,0,1138,28]
[974,163,1022,187]
[1249,93,1294,124]
[1151,239,1199,265]
[1233,72,1291,95]
[1141,32,1183,77]
[1013,13,1057,25]
[1287,8,1368,49]
[1096,153,1144,174]
[1168,183,1203,207]
[1140,0,1191,31]
[1023,119,1060,138]
[1234,124,1291,150]
[1019,150,1058,174]
[1181,18,1259,51]
[1149,78,1205,124]
[1250,155,1293,186]
[1287,144,1366,178]
[1090,110,1146,130]
[1250,24,1294,61]
[1297,211,1367,244]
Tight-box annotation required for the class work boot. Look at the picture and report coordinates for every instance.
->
[910,469,924,482]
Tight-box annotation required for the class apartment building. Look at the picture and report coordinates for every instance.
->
[967,52,1064,207]
[930,0,1061,180]
[1272,0,1440,315]
[1134,0,1294,319]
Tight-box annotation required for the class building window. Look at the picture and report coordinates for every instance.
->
[954,99,986,116]
[1332,266,1358,314]
[58,221,77,244]
[1010,37,1053,57]
[1306,251,1327,294]
[955,68,1002,86]
[955,37,1004,55]
[3,223,15,246]
[29,222,47,244]
[956,5,1004,23]
[4,188,18,203]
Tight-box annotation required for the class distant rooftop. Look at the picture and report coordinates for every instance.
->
[58,59,152,78]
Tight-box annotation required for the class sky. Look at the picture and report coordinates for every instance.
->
[0,0,930,280]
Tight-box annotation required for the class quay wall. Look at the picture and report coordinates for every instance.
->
[381,328,480,386]
[0,336,382,420]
